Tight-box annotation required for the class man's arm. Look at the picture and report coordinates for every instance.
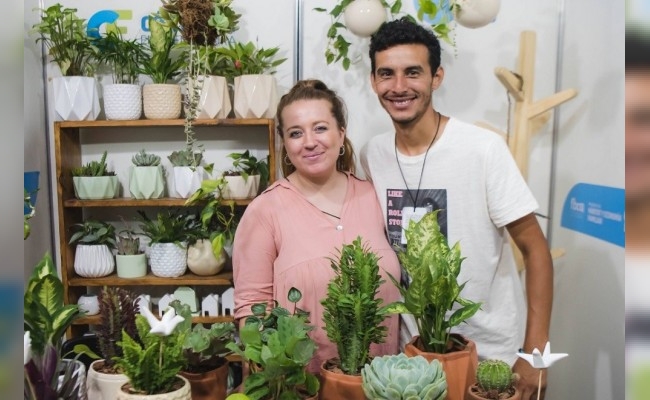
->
[506,212,553,400]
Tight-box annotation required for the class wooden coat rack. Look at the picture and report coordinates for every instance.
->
[482,30,577,270]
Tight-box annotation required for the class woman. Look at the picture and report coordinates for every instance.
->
[232,79,400,373]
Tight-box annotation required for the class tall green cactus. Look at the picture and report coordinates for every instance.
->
[476,359,515,394]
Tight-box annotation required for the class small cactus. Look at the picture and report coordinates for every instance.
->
[476,359,515,394]
[132,149,161,166]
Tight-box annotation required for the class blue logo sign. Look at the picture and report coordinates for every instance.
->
[560,183,625,247]
[87,9,132,38]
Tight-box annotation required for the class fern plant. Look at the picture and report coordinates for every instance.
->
[321,237,389,375]
[114,314,188,395]
[95,286,139,373]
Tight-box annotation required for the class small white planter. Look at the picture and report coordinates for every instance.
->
[222,174,260,200]
[233,75,279,118]
[189,75,231,119]
[187,239,227,276]
[143,83,182,119]
[117,375,191,400]
[74,244,115,278]
[104,84,142,120]
[73,176,119,200]
[58,359,88,400]
[149,242,187,278]
[116,253,147,278]
[87,360,129,400]
[52,76,101,121]
[171,166,205,198]
[77,294,100,315]
[129,166,165,199]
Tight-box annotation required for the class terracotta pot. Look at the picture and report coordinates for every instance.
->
[180,359,229,400]
[404,334,478,400]
[467,384,522,400]
[117,375,191,399]
[319,359,365,400]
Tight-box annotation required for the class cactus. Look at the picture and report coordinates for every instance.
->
[131,149,161,166]
[362,353,447,400]
[476,359,515,395]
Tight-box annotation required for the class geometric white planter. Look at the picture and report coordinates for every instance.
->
[222,174,260,200]
[129,166,165,199]
[453,0,501,28]
[52,76,101,121]
[190,75,231,119]
[171,166,205,198]
[104,84,142,120]
[143,83,182,119]
[149,242,187,278]
[74,244,115,278]
[73,176,119,200]
[233,74,279,118]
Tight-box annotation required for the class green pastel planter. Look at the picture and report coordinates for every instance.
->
[73,176,119,200]
[129,166,165,199]
[116,254,147,278]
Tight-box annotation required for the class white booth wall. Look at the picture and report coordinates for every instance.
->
[26,0,625,398]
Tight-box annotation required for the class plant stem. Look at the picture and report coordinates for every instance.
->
[159,340,163,372]
[537,369,542,400]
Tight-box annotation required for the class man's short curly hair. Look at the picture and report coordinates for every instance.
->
[369,17,441,75]
[626,28,650,70]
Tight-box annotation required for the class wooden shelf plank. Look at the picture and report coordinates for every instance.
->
[68,271,233,286]
[56,118,273,129]
[63,197,252,207]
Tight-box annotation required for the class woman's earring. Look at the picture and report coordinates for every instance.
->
[339,146,345,156]
[284,154,292,166]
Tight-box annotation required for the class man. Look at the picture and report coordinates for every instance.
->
[360,18,553,399]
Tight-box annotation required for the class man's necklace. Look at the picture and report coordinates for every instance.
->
[394,111,441,211]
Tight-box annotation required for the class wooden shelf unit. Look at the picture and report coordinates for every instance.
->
[54,118,276,337]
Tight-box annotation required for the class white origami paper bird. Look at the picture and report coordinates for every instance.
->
[24,331,32,365]
[140,304,184,336]
[516,341,568,368]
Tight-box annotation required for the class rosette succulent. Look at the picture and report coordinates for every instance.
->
[361,353,447,400]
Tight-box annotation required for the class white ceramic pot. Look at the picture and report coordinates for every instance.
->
[73,176,119,200]
[116,375,191,400]
[149,242,187,278]
[130,166,165,199]
[77,294,100,315]
[187,239,227,276]
[74,244,115,278]
[87,360,129,400]
[189,75,231,119]
[233,75,279,118]
[222,174,260,200]
[52,76,101,121]
[143,84,182,119]
[171,166,205,198]
[453,0,501,28]
[344,0,387,37]
[104,84,142,120]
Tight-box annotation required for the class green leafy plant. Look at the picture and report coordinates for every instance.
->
[158,0,240,45]
[24,253,84,400]
[31,3,97,76]
[170,300,235,372]
[114,312,188,395]
[321,237,389,375]
[70,150,116,177]
[214,41,287,77]
[140,15,185,84]
[225,150,270,187]
[95,286,139,373]
[68,219,117,249]
[132,149,162,166]
[227,287,319,400]
[96,30,146,84]
[137,209,200,244]
[116,230,142,255]
[471,359,518,400]
[361,353,448,400]
[385,210,481,353]
[314,0,455,71]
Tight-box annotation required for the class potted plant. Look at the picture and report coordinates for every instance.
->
[113,306,191,399]
[185,177,235,275]
[140,15,185,119]
[222,150,269,200]
[116,220,148,278]
[69,219,117,278]
[319,237,390,400]
[31,3,100,120]
[215,41,286,118]
[129,149,166,199]
[138,209,199,277]
[467,359,520,400]
[96,30,146,120]
[385,210,482,400]
[71,150,119,200]
[168,148,209,198]
[87,286,139,400]
[170,299,235,400]
[361,353,448,400]
[227,287,320,400]
[24,253,86,400]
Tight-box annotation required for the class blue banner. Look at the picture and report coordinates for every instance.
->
[560,183,625,248]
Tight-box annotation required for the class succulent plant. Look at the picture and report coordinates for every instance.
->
[71,151,116,177]
[132,149,161,167]
[361,353,448,400]
[167,148,203,167]
[116,231,141,255]
[475,359,516,397]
